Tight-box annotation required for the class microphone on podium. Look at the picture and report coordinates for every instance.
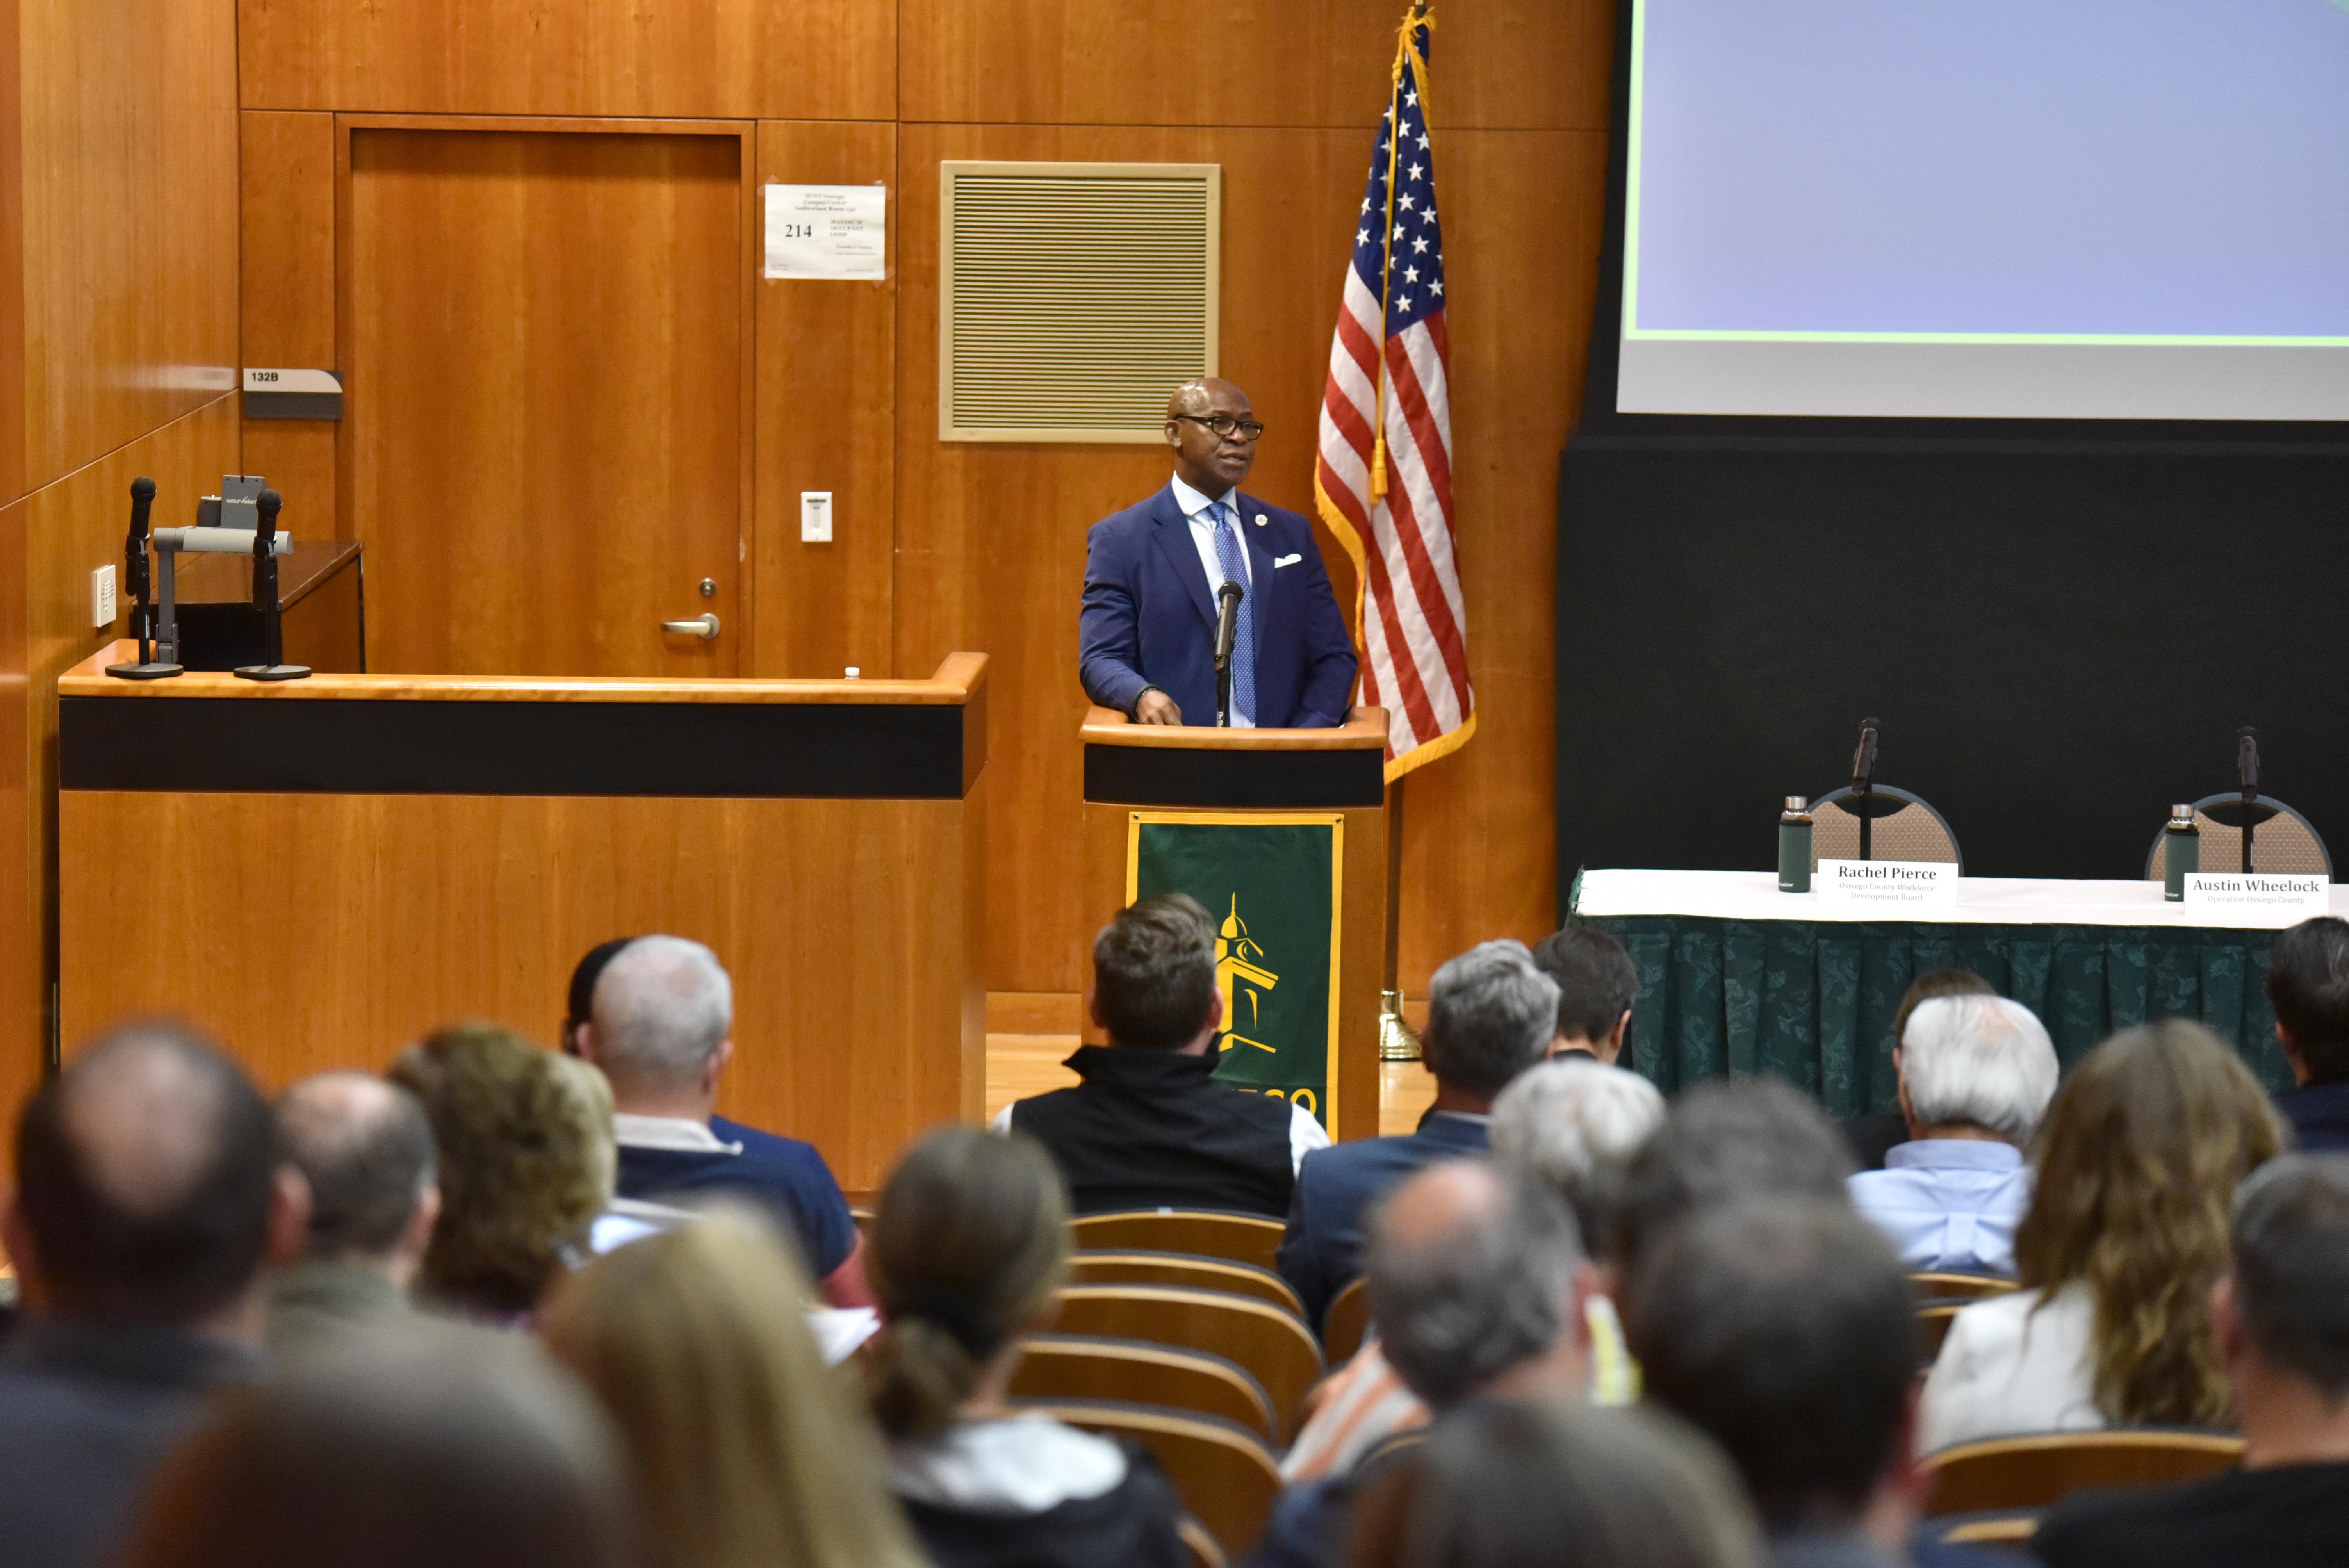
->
[1851,716,1881,860]
[2237,726,2260,802]
[1214,579,1245,728]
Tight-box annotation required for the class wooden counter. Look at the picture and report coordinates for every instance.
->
[57,645,989,1190]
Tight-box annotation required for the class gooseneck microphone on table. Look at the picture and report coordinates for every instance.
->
[232,488,310,681]
[105,476,182,679]
[2238,725,2261,873]
[1214,578,1245,729]
[1851,716,1881,861]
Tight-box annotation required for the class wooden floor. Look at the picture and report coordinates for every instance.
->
[985,993,1436,1137]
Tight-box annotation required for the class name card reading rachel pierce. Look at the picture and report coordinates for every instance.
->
[1816,861,1959,912]
[2184,873,2330,923]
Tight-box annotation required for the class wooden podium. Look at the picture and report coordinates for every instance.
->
[1079,706,1388,1143]
[55,645,989,1192]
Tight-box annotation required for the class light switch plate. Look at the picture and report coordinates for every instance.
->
[90,564,116,628]
[800,490,833,542]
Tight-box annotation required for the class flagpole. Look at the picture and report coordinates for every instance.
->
[1377,776,1420,1060]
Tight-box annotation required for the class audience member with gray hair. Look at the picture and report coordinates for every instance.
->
[1847,993,2057,1276]
[267,1072,448,1363]
[2035,1153,2349,1568]
[572,935,867,1307]
[1280,940,1559,1333]
[1248,1160,1592,1568]
[1492,1056,1666,1249]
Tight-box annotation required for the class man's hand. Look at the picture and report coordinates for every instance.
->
[1134,689,1183,726]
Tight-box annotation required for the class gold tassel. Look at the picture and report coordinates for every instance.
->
[1370,431,1389,501]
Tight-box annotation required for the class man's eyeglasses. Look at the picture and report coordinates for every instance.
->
[1174,413,1267,442]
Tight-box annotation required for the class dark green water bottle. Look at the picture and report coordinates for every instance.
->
[2164,804,2199,902]
[1779,796,1814,893]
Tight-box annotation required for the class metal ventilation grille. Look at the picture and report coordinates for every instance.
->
[941,162,1221,443]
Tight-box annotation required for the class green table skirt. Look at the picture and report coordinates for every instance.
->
[1584,916,2293,1115]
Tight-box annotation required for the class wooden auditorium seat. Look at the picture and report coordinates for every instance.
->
[1065,1250,1305,1319]
[1912,1272,2016,1301]
[1010,1333,1277,1440]
[1069,1210,1288,1271]
[1051,1283,1324,1440]
[1010,1398,1282,1557]
[1321,1275,1371,1361]
[1178,1515,1228,1568]
[1918,1301,1966,1361]
[1922,1429,2244,1517]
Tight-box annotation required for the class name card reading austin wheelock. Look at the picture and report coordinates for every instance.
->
[1815,860,1959,912]
[2183,873,2331,923]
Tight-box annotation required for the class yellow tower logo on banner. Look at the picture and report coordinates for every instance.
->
[1216,894,1280,1054]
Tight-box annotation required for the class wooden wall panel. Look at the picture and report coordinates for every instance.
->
[17,398,239,1078]
[751,121,896,680]
[18,0,236,488]
[242,110,340,540]
[897,121,1603,995]
[345,124,748,677]
[239,0,895,122]
[901,0,1610,131]
[62,786,983,1191]
[0,0,23,507]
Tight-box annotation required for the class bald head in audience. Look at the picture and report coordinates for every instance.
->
[276,1073,439,1286]
[1367,1159,1592,1410]
[7,1023,300,1337]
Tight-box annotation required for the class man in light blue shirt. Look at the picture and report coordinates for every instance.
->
[1849,994,2057,1277]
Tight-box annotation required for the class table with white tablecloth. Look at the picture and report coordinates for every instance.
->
[1568,868,2338,1112]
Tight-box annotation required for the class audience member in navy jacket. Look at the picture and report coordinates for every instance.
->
[1277,940,1559,1333]
[573,935,868,1307]
[2266,916,2349,1152]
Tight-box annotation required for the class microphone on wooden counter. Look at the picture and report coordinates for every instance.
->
[232,488,310,682]
[2237,725,2262,874]
[105,476,183,680]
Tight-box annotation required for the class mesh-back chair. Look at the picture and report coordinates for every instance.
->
[2144,794,2331,881]
[1807,786,1963,874]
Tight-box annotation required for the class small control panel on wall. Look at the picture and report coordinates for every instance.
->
[801,491,833,542]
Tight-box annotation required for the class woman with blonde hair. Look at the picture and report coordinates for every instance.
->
[1920,1019,2286,1449]
[866,1126,1185,1568]
[541,1209,925,1568]
[387,1024,617,1321]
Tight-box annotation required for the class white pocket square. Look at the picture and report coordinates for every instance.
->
[1273,553,1303,568]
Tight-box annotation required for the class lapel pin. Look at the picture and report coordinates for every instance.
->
[1254,513,1269,526]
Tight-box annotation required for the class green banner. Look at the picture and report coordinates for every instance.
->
[1130,814,1343,1127]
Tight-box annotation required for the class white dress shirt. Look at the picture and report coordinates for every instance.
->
[1918,1283,2103,1452]
[1167,473,1255,728]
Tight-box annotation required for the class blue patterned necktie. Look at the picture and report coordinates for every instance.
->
[1211,502,1256,725]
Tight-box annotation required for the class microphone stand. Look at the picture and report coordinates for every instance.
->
[1213,580,1244,729]
[1852,718,1880,861]
[2238,727,2260,874]
[106,476,181,679]
[232,489,310,681]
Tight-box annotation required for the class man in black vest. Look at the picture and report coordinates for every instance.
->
[997,893,1327,1216]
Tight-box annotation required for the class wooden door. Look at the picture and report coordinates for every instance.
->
[347,127,745,675]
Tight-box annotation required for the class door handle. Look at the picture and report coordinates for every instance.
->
[661,613,721,641]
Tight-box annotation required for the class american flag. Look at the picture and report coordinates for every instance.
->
[1314,5,1472,780]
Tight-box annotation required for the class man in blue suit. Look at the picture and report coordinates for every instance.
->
[1080,378,1359,727]
[1277,940,1561,1335]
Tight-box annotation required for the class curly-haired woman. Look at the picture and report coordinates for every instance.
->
[1919,1019,2285,1449]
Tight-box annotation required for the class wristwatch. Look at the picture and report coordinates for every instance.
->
[1131,686,1163,718]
